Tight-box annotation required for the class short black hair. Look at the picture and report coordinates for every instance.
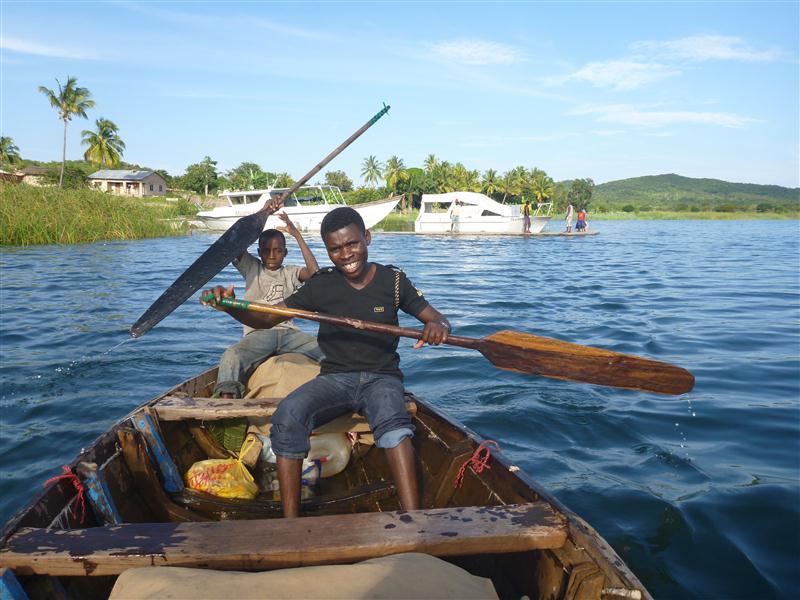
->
[320,207,365,237]
[258,229,286,247]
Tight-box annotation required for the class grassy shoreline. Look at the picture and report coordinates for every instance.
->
[2,185,795,245]
[1,184,196,246]
[372,209,797,230]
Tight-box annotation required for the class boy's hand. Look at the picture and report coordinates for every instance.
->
[265,196,284,213]
[200,284,235,311]
[276,212,300,237]
[414,321,450,349]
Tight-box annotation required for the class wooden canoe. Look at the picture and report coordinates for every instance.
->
[0,364,651,600]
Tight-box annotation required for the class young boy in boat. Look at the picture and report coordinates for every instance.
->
[202,207,451,517]
[213,211,323,399]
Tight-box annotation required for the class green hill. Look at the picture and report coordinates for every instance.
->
[593,174,799,211]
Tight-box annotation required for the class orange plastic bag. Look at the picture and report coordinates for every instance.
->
[184,438,258,499]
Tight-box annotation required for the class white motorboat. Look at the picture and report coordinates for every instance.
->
[196,185,400,232]
[414,191,551,234]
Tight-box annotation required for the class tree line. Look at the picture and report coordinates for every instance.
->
[2,74,609,210]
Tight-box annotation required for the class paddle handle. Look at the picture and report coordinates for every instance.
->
[205,296,479,348]
[265,103,391,207]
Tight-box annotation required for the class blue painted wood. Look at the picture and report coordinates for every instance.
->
[132,411,184,492]
[77,462,122,525]
[0,568,29,600]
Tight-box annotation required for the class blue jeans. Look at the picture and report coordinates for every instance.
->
[270,372,414,459]
[214,328,323,397]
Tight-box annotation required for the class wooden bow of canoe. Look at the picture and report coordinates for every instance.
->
[0,361,652,600]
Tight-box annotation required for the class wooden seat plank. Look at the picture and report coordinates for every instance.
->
[154,395,416,426]
[154,396,283,421]
[0,502,566,577]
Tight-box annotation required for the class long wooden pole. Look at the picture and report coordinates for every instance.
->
[129,104,391,338]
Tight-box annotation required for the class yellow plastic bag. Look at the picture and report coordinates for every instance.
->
[184,437,258,500]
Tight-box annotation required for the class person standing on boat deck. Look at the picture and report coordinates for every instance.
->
[450,199,462,234]
[212,209,323,399]
[522,200,532,233]
[565,203,574,233]
[576,208,587,232]
[202,207,450,518]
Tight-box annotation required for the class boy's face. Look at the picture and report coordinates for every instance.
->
[323,224,371,281]
[258,237,287,270]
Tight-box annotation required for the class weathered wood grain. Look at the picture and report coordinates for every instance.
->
[0,503,566,576]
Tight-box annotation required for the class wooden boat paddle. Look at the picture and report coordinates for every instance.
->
[129,103,391,338]
[203,296,695,395]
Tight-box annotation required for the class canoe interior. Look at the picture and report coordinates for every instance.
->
[0,366,650,600]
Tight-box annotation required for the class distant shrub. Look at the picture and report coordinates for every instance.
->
[638,205,652,212]
[755,202,775,213]
[622,204,635,212]
[674,203,689,212]
[715,204,738,213]
[690,206,702,212]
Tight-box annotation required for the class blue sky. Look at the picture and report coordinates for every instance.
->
[2,1,798,187]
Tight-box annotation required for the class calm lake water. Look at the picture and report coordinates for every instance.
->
[1,220,798,598]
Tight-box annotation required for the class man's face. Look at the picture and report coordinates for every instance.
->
[323,224,371,281]
[258,237,287,270]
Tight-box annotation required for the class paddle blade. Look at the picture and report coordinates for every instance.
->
[129,211,268,338]
[477,330,695,395]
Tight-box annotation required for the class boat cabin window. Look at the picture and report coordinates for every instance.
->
[282,197,298,207]
[245,194,262,204]
[230,196,245,205]
[481,210,501,217]
[295,194,325,206]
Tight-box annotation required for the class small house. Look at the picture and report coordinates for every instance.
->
[88,170,167,197]
[18,165,49,186]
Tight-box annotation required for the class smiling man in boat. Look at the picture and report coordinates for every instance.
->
[212,210,323,399]
[202,207,451,517]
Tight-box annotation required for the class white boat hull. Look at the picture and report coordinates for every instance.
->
[197,196,400,233]
[414,192,552,235]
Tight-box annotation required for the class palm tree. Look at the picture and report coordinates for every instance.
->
[481,169,499,199]
[361,155,383,188]
[0,137,21,168]
[383,156,408,194]
[423,153,438,173]
[530,169,555,205]
[38,76,95,187]
[81,118,125,167]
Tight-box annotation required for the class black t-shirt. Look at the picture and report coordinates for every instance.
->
[284,263,429,378]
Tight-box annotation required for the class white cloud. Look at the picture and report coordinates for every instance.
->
[571,104,759,128]
[592,130,625,136]
[429,40,525,65]
[632,35,782,62]
[0,36,99,60]
[564,60,680,90]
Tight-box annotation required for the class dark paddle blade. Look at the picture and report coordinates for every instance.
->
[130,211,268,337]
[476,330,695,395]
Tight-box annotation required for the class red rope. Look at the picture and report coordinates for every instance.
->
[454,440,500,489]
[44,465,86,523]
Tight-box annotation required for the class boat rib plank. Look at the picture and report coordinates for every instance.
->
[0,503,566,577]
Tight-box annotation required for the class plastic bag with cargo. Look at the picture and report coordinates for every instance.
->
[184,437,258,500]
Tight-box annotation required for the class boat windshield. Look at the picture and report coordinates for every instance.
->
[269,186,346,208]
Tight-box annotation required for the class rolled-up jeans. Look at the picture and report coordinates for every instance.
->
[214,328,323,397]
[270,372,414,459]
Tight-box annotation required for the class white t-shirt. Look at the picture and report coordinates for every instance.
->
[233,252,303,335]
